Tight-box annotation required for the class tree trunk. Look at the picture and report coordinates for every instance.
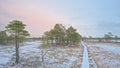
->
[15,32,19,64]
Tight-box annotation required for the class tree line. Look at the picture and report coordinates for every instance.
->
[85,32,119,42]
[42,24,82,46]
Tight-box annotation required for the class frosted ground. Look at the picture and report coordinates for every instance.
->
[0,41,83,68]
[0,40,120,68]
[87,42,120,68]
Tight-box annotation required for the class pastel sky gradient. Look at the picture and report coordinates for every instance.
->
[0,0,120,37]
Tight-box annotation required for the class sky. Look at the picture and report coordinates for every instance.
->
[0,0,120,37]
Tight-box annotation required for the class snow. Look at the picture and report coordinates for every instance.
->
[0,41,42,67]
[89,43,120,55]
[0,46,14,65]
[44,47,83,68]
[0,41,83,68]
[0,57,10,64]
[3,40,119,68]
[63,56,77,66]
[20,43,40,53]
[81,41,89,68]
[87,42,120,68]
[99,45,120,55]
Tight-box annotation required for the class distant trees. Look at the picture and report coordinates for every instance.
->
[0,30,8,44]
[104,32,113,39]
[6,20,30,64]
[81,32,119,42]
[0,30,16,44]
[42,24,82,46]
[104,32,113,42]
[114,35,118,42]
[103,32,120,42]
